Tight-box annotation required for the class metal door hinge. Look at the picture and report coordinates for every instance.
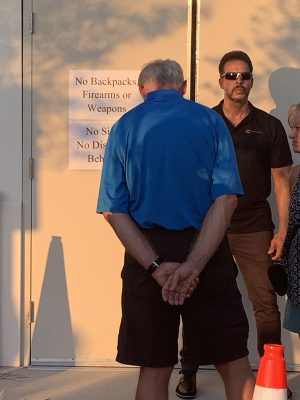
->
[27,301,35,324]
[29,157,34,179]
[30,12,34,34]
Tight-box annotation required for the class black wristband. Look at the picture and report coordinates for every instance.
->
[146,257,164,275]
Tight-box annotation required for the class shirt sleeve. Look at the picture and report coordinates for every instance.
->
[210,112,244,200]
[96,122,130,213]
[270,119,293,168]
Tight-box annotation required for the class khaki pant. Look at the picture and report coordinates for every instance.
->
[228,231,281,357]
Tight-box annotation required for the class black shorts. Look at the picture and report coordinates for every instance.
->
[116,228,249,368]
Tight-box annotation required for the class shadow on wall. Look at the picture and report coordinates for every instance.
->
[31,0,187,168]
[31,236,75,366]
[198,0,300,107]
[0,192,19,366]
[269,67,300,166]
[25,0,188,367]
[268,67,300,229]
[267,67,300,368]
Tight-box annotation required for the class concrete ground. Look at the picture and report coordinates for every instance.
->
[0,367,299,399]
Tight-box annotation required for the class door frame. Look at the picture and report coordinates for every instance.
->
[22,0,33,367]
[21,0,198,367]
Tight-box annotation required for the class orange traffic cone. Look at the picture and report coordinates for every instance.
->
[252,344,287,399]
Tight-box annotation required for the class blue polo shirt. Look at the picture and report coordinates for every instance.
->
[97,90,243,230]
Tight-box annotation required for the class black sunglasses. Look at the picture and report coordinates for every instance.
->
[220,72,252,81]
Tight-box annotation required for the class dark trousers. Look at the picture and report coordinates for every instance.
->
[180,231,281,370]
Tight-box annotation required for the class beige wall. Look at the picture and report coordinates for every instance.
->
[197,0,300,166]
[197,0,300,369]
[0,0,300,369]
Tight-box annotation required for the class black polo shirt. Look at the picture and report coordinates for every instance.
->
[213,100,293,234]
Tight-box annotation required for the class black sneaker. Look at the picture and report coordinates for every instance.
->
[175,370,197,399]
[288,387,293,399]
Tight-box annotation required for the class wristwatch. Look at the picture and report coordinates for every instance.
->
[146,257,164,275]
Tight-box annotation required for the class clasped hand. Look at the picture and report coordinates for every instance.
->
[152,261,200,306]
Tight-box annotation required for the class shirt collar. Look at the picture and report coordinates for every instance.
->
[145,89,183,102]
[215,100,255,126]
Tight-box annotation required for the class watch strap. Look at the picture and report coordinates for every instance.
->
[146,257,164,275]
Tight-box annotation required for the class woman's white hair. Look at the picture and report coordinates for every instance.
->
[288,102,300,125]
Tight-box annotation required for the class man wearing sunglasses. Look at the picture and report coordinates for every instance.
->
[176,50,293,399]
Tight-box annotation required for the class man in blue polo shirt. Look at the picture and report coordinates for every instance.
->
[97,59,255,400]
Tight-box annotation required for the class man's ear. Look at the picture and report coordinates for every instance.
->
[138,84,145,97]
[181,80,187,95]
[139,84,149,100]
[219,77,224,89]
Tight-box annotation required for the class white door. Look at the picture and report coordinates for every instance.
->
[24,0,192,366]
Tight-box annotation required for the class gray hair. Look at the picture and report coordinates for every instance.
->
[288,102,300,125]
[138,59,185,91]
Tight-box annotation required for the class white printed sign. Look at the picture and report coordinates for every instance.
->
[69,70,142,169]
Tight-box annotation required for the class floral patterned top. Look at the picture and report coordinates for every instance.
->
[283,172,300,305]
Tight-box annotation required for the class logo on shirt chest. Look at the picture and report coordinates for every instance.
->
[244,129,264,135]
